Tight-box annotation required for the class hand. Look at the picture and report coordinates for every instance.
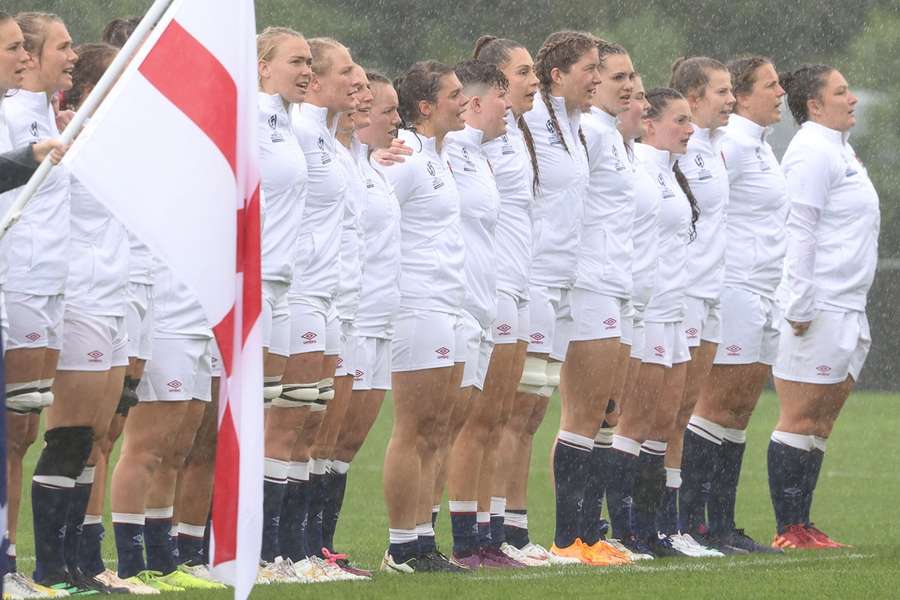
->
[55,109,76,132]
[788,319,811,336]
[372,138,413,166]
[32,139,68,165]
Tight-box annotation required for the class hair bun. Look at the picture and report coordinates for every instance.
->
[472,35,498,59]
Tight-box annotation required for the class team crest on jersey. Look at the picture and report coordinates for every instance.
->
[546,119,563,146]
[29,121,39,138]
[426,160,444,189]
[365,177,375,189]
[268,114,284,143]
[612,145,626,172]
[318,136,331,164]
[501,134,515,155]
[657,174,675,199]
[754,147,771,172]
[844,157,858,178]
[694,154,712,180]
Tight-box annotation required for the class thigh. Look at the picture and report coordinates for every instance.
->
[45,370,110,428]
[774,376,854,436]
[121,400,193,454]
[391,367,454,435]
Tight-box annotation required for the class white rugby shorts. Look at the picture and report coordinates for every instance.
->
[262,280,291,357]
[126,282,154,360]
[3,292,64,351]
[684,296,722,347]
[493,291,528,346]
[641,321,691,368]
[455,310,493,390]
[57,311,129,371]
[527,285,571,361]
[350,336,392,391]
[391,308,457,372]
[713,287,780,366]
[289,295,329,355]
[570,289,626,342]
[137,337,214,402]
[774,310,870,385]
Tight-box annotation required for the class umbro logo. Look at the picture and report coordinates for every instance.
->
[87,350,104,362]
[25,332,41,342]
[336,357,344,368]
[816,365,832,375]
[354,369,364,380]
[726,344,742,356]
[603,318,617,330]
[496,323,512,335]
[686,327,699,338]
[167,380,183,392]
[654,345,665,357]
[530,332,545,343]
[435,347,450,358]
[301,331,317,344]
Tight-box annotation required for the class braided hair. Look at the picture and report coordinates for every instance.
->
[779,64,834,126]
[534,30,595,159]
[471,35,540,191]
[645,87,700,241]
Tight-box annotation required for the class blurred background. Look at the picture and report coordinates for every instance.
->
[6,0,899,389]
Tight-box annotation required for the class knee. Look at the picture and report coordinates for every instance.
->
[34,426,94,479]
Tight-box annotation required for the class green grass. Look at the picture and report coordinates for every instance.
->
[15,391,900,598]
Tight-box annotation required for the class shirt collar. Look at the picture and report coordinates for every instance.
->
[728,113,771,142]
[299,102,336,135]
[399,127,438,156]
[590,106,618,128]
[258,91,288,116]
[636,142,677,171]
[505,110,519,133]
[802,120,850,146]
[459,124,485,148]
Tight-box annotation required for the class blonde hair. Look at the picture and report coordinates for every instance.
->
[308,37,348,76]
[257,26,304,63]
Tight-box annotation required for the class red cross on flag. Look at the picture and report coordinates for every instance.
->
[65,0,262,597]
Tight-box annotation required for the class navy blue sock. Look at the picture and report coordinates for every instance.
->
[78,521,105,577]
[680,429,721,534]
[145,516,175,575]
[323,469,348,553]
[580,444,609,545]
[476,520,491,550]
[606,447,639,540]
[31,479,73,583]
[389,540,418,564]
[449,503,478,556]
[802,448,824,525]
[504,510,529,549]
[633,449,666,541]
[279,478,302,560]
[7,552,17,574]
[177,531,204,566]
[306,472,325,558]
[418,523,437,554]
[553,432,593,548]
[490,514,505,547]
[113,521,146,579]
[767,440,809,534]
[714,440,746,533]
[202,515,211,564]
[63,471,93,575]
[261,478,287,562]
[657,487,679,535]
[431,506,439,530]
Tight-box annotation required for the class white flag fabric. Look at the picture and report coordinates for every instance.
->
[64,0,262,598]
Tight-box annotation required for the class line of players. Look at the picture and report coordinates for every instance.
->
[0,10,879,596]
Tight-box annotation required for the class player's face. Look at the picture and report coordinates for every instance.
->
[646,97,693,155]
[501,47,538,117]
[350,71,374,130]
[813,69,857,133]
[618,76,646,141]
[358,82,400,150]
[314,45,357,112]
[479,83,512,141]
[739,62,784,127]
[34,20,78,93]
[0,19,29,90]
[594,53,635,116]
[428,72,468,135]
[555,46,601,110]
[691,68,734,129]
[259,35,312,104]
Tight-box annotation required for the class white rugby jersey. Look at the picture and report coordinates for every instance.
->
[65,176,129,317]
[482,111,533,300]
[259,92,307,284]
[721,114,789,299]
[780,121,879,320]
[334,136,366,323]
[580,107,635,298]
[444,125,501,328]
[289,102,346,300]
[522,94,588,289]
[0,90,69,295]
[355,154,401,338]
[0,97,11,154]
[678,124,729,301]
[379,128,465,315]
[629,144,661,313]
[635,143,691,323]
[128,235,155,285]
[152,263,211,339]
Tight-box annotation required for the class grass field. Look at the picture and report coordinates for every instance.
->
[14,391,900,598]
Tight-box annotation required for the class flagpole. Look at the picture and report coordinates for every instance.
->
[0,0,176,242]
